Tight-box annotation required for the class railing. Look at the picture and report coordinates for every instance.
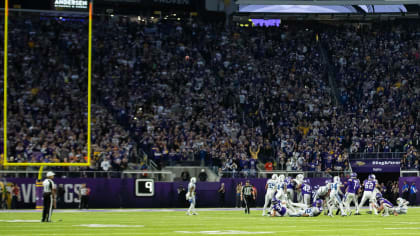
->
[0,170,175,181]
[400,170,420,177]
[349,152,405,160]
[220,170,352,179]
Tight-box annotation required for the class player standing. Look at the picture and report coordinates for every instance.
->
[301,179,312,207]
[42,172,56,222]
[241,180,254,214]
[262,174,277,216]
[328,176,346,217]
[186,177,198,215]
[357,174,379,215]
[344,173,360,215]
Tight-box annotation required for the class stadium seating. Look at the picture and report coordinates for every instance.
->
[1,16,418,173]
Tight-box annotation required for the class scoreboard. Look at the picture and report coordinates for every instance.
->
[135,179,155,197]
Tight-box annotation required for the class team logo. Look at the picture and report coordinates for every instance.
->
[355,161,365,166]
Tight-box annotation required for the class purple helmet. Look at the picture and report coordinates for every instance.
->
[315,199,323,207]
[304,179,310,184]
[350,173,357,178]
[325,179,332,185]
[368,174,376,180]
[376,193,382,199]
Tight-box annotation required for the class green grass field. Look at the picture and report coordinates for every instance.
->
[0,208,419,236]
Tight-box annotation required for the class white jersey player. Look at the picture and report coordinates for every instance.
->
[395,197,409,214]
[186,177,198,215]
[263,174,278,216]
[275,175,287,201]
[328,176,346,217]
[313,180,331,202]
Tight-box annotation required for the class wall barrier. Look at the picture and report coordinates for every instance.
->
[3,177,418,209]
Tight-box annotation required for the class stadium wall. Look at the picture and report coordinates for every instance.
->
[4,177,419,208]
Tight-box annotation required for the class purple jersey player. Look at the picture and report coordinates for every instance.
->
[344,173,360,215]
[270,196,287,217]
[376,193,398,216]
[302,179,312,206]
[358,174,379,214]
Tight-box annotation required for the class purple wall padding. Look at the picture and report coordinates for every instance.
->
[4,177,418,208]
[398,177,420,204]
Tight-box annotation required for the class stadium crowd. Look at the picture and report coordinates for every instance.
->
[0,15,418,173]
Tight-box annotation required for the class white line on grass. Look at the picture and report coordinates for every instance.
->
[384,228,420,230]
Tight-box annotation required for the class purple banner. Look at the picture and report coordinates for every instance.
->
[4,177,416,209]
[351,159,400,173]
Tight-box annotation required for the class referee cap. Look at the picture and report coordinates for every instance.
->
[46,171,55,177]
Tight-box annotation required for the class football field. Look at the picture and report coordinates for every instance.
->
[0,208,419,236]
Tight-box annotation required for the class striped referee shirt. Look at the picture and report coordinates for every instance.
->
[42,179,56,193]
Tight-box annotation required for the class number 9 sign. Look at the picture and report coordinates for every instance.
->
[135,179,155,197]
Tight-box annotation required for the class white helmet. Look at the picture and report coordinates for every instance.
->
[278,174,285,182]
[397,197,403,204]
[271,174,278,180]
[190,177,196,184]
[333,176,340,183]
[297,174,304,181]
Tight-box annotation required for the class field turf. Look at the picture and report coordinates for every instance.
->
[0,208,419,235]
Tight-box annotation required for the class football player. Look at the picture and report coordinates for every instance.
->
[262,174,278,216]
[344,173,361,215]
[289,199,323,217]
[395,197,409,214]
[186,177,198,215]
[302,179,312,207]
[375,193,398,217]
[313,179,331,214]
[327,176,346,217]
[358,174,379,215]
[270,197,288,217]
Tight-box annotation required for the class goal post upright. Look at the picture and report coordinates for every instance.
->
[2,0,93,167]
[87,0,93,167]
[3,0,8,165]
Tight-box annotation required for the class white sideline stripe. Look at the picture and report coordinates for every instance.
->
[0,220,40,223]
[384,228,420,230]
[75,224,144,228]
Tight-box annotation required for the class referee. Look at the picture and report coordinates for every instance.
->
[241,180,254,214]
[42,171,56,222]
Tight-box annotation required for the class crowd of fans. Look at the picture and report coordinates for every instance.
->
[0,15,418,173]
[1,16,136,171]
[322,23,419,170]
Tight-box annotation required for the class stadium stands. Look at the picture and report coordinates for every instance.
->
[0,15,418,173]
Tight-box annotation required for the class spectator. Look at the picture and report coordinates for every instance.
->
[235,183,242,208]
[402,181,410,201]
[57,184,65,209]
[409,182,417,206]
[177,185,187,208]
[265,161,273,172]
[181,170,190,181]
[11,184,20,209]
[218,183,225,207]
[198,169,208,182]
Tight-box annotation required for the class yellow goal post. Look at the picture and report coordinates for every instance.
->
[2,0,94,167]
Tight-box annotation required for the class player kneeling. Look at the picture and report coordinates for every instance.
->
[395,197,409,215]
[375,193,398,217]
